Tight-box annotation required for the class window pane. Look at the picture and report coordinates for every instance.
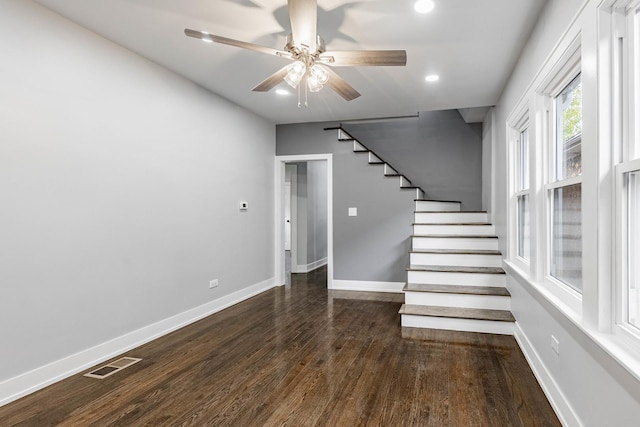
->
[628,171,640,329]
[519,129,529,190]
[550,184,582,291]
[517,194,530,259]
[555,75,582,180]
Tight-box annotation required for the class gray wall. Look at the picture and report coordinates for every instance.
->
[287,161,327,271]
[0,0,274,383]
[482,110,494,214]
[306,161,328,266]
[294,163,309,267]
[343,110,483,210]
[277,123,414,282]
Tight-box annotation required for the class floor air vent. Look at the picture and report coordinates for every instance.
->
[84,357,142,379]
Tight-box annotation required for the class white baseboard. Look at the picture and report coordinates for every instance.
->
[0,277,276,407]
[331,280,404,293]
[294,257,327,273]
[514,323,581,427]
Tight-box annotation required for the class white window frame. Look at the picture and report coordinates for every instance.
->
[613,1,640,349]
[535,36,583,314]
[507,99,531,272]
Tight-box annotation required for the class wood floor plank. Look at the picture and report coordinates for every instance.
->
[0,267,559,427]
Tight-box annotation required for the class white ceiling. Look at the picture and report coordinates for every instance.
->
[34,0,546,124]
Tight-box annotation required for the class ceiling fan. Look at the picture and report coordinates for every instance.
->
[185,0,407,106]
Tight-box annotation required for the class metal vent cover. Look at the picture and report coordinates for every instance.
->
[84,357,142,379]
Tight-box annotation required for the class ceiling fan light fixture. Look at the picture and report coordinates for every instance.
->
[307,74,324,92]
[284,60,307,88]
[310,64,330,85]
[414,0,435,14]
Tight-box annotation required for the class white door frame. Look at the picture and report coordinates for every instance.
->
[274,154,333,288]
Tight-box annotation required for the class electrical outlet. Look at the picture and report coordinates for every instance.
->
[209,279,219,289]
[551,335,560,355]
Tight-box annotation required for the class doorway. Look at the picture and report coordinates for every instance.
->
[275,154,333,288]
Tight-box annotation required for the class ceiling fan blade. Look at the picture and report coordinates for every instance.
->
[185,29,291,58]
[325,68,361,101]
[288,0,317,52]
[319,50,407,66]
[252,66,290,92]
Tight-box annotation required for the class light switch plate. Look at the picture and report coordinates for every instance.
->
[348,207,357,217]
[239,201,248,211]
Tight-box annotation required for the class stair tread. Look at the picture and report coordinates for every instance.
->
[338,138,355,141]
[399,304,515,322]
[354,150,370,153]
[403,283,510,296]
[412,234,498,239]
[368,161,385,164]
[385,173,402,177]
[413,222,493,226]
[415,199,462,204]
[402,186,421,190]
[407,265,505,274]
[410,249,502,255]
[415,210,487,213]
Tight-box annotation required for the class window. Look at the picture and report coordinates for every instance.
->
[555,76,582,179]
[617,3,640,339]
[549,74,583,292]
[628,171,640,329]
[517,129,530,260]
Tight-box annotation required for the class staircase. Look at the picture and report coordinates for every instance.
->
[330,127,425,199]
[400,201,514,335]
[325,126,514,335]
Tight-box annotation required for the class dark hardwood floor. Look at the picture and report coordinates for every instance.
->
[1,267,559,426]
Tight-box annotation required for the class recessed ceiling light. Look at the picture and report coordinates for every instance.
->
[276,89,289,96]
[414,0,435,14]
[425,74,440,82]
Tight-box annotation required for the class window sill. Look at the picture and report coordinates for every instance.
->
[503,260,640,383]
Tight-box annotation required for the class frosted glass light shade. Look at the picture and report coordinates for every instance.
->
[284,61,307,88]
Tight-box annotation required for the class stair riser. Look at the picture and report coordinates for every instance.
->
[404,292,511,310]
[414,212,488,223]
[410,252,502,267]
[407,271,506,286]
[410,188,425,199]
[401,315,514,335]
[368,152,382,163]
[415,201,461,211]
[384,164,398,175]
[400,176,412,187]
[412,237,499,251]
[413,224,495,235]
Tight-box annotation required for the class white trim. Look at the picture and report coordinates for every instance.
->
[275,154,333,289]
[513,323,581,427]
[295,257,328,273]
[331,280,404,293]
[0,277,276,407]
[505,259,640,382]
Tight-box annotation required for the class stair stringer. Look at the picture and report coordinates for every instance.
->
[328,127,427,200]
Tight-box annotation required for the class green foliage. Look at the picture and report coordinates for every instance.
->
[562,84,582,142]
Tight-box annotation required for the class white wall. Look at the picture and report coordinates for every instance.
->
[0,0,275,403]
[489,0,640,424]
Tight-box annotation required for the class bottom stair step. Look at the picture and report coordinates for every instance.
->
[399,304,514,322]
[399,304,515,335]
